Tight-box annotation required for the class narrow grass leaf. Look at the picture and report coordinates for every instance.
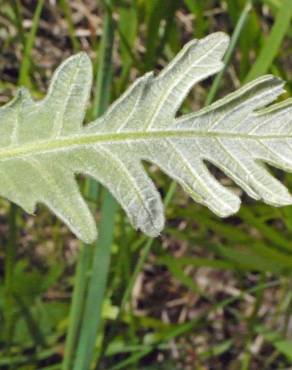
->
[246,0,292,82]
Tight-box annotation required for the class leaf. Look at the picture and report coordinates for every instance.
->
[1,32,292,243]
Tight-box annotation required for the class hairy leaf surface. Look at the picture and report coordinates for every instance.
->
[1,32,292,242]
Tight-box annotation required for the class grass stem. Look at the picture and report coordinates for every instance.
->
[4,204,18,351]
[64,2,116,369]
[206,0,252,105]
[245,0,292,82]
[19,0,45,87]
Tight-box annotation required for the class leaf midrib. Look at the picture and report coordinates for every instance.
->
[0,130,290,161]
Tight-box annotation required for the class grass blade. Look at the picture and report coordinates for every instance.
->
[63,2,115,368]
[4,0,44,355]
[62,245,92,370]
[19,0,45,87]
[73,190,117,370]
[245,0,292,82]
[72,2,116,369]
[206,0,252,105]
[4,204,18,351]
[58,0,80,52]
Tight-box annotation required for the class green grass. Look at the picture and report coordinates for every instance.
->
[64,2,116,369]
[4,0,45,361]
[1,0,292,369]
[246,0,292,82]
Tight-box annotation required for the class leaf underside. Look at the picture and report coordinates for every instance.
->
[1,32,292,243]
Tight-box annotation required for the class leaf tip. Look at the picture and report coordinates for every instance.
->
[75,51,91,62]
[271,192,292,208]
[196,32,230,72]
[143,216,165,238]
[207,31,230,44]
[71,52,92,73]
[57,51,92,78]
[184,32,230,61]
[216,198,241,219]
[79,226,98,245]
[133,207,165,238]
[204,32,230,53]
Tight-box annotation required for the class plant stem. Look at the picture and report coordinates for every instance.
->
[4,0,44,357]
[58,0,80,52]
[62,244,92,370]
[4,204,17,350]
[206,0,252,105]
[11,0,26,47]
[245,0,292,82]
[73,190,117,370]
[63,2,116,369]
[92,0,115,118]
[19,0,45,87]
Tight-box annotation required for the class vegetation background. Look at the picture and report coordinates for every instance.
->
[0,0,292,369]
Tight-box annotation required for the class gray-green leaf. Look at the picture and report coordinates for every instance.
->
[1,32,292,242]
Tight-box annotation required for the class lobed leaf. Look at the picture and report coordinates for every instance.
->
[0,32,292,242]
